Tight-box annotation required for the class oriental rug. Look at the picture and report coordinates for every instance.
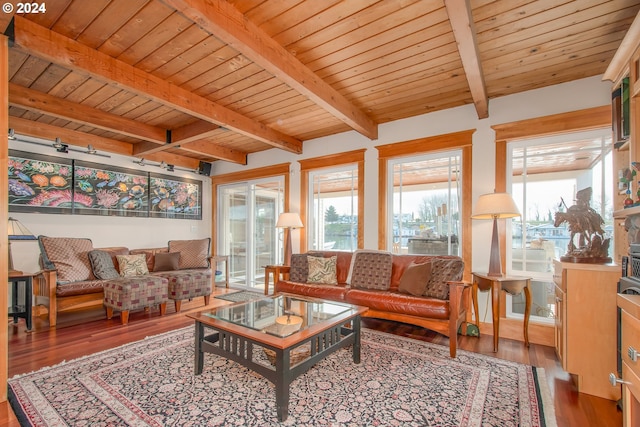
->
[8,327,556,426]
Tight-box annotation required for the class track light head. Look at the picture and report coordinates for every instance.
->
[86,144,96,154]
[8,128,15,140]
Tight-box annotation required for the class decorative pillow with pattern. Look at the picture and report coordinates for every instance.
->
[398,262,432,296]
[424,258,464,300]
[168,238,211,269]
[116,254,149,277]
[38,236,95,284]
[88,250,120,280]
[289,254,308,282]
[347,250,393,290]
[307,255,338,284]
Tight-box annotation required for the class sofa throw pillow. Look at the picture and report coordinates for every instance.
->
[289,254,308,282]
[398,262,432,296]
[88,250,120,280]
[307,255,338,284]
[424,258,464,300]
[347,250,393,290]
[168,238,211,269]
[116,254,149,277]
[38,236,95,284]
[153,252,180,272]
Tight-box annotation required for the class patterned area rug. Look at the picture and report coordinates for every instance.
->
[215,290,267,303]
[8,327,556,426]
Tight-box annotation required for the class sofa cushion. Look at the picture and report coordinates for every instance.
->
[398,262,432,296]
[88,250,120,280]
[289,254,308,282]
[38,236,95,284]
[424,258,464,300]
[347,250,393,290]
[153,252,180,272]
[55,279,108,297]
[307,255,338,284]
[276,281,348,301]
[168,238,211,269]
[344,289,449,320]
[116,254,149,277]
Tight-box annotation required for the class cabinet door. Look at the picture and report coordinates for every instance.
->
[554,284,566,370]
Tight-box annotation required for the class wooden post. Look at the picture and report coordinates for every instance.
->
[0,33,9,402]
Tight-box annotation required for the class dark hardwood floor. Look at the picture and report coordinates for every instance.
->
[2,288,622,427]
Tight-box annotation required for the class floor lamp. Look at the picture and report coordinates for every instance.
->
[8,217,37,275]
[471,193,520,277]
[276,213,303,266]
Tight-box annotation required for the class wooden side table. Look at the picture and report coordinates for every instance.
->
[263,265,290,295]
[471,272,531,351]
[210,255,230,289]
[9,272,35,332]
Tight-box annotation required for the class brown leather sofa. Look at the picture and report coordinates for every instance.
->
[275,250,471,357]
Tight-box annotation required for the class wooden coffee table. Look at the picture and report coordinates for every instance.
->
[188,293,367,421]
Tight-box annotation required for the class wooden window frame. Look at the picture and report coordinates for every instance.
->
[375,130,474,280]
[299,150,366,252]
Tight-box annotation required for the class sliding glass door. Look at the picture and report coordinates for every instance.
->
[217,177,285,290]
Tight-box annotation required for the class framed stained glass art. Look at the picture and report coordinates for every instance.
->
[8,150,203,219]
[73,160,149,217]
[8,150,74,215]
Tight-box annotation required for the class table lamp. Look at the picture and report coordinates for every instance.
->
[8,217,37,275]
[276,213,303,266]
[471,192,520,277]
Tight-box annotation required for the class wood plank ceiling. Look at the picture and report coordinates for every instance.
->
[3,0,640,170]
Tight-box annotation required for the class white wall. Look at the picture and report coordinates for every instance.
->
[8,139,212,274]
[211,75,613,320]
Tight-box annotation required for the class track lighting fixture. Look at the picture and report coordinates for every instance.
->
[8,128,15,140]
[133,158,146,166]
[86,144,96,154]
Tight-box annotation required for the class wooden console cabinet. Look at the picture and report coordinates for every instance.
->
[617,294,640,427]
[553,260,621,400]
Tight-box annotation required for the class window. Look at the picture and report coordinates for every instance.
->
[308,165,358,251]
[387,151,462,255]
[376,130,473,274]
[299,150,365,252]
[506,129,613,323]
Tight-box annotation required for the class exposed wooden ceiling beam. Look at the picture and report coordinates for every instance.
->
[164,0,378,140]
[179,140,247,165]
[130,121,246,164]
[172,121,220,145]
[444,0,488,119]
[10,16,303,154]
[9,83,167,144]
[9,117,201,169]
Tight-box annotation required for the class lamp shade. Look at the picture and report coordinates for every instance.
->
[471,193,520,220]
[276,212,303,228]
[8,217,37,241]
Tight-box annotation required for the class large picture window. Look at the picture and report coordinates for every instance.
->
[376,130,473,278]
[299,150,365,252]
[506,129,613,323]
[387,151,461,255]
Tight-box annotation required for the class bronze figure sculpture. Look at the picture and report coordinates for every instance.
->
[553,187,611,263]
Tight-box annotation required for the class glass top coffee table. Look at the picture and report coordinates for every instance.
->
[187,293,368,422]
